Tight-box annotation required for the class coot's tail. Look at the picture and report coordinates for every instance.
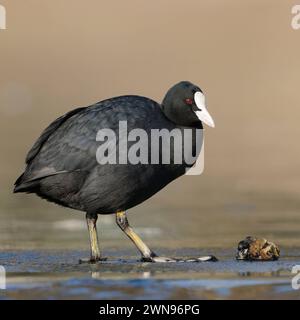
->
[13,172,32,193]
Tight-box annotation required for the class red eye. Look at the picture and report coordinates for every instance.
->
[185,98,193,105]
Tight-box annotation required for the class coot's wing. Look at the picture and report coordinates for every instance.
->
[25,107,86,165]
[15,96,160,189]
[14,106,87,190]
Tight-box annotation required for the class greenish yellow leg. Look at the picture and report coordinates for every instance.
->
[87,215,101,261]
[116,211,157,261]
[115,211,217,263]
[79,213,102,263]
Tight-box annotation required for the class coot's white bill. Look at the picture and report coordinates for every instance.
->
[194,91,215,128]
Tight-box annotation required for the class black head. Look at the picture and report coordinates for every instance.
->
[161,81,215,128]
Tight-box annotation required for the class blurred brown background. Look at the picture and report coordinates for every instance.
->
[0,0,299,251]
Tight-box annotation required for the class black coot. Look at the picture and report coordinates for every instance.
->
[14,81,215,262]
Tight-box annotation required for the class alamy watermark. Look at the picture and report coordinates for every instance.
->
[0,4,6,30]
[95,121,204,175]
[291,5,300,30]
[0,266,6,289]
[292,265,300,290]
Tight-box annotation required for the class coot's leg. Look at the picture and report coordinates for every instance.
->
[116,211,176,262]
[79,213,105,263]
[116,211,218,263]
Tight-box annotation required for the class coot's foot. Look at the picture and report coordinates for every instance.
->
[141,256,177,263]
[79,257,107,264]
[141,255,218,263]
[195,255,218,262]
